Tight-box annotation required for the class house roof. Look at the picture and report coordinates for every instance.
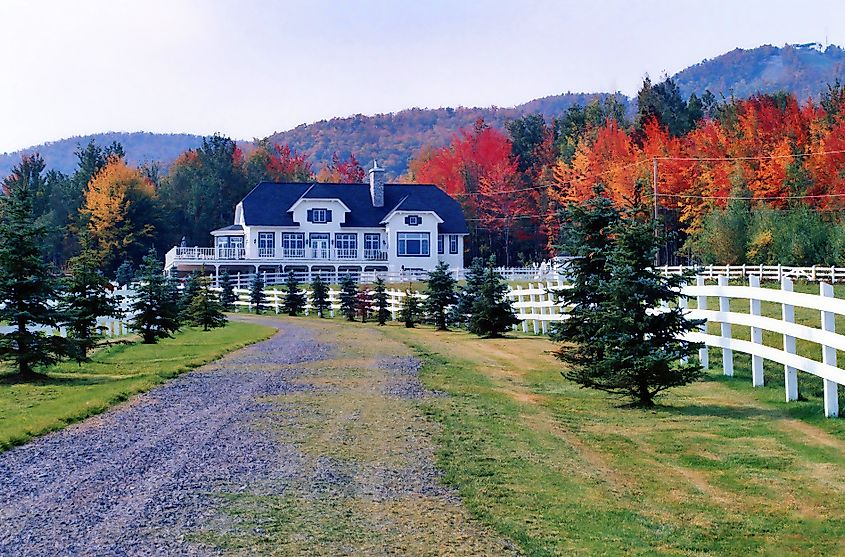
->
[211,224,244,233]
[240,182,469,234]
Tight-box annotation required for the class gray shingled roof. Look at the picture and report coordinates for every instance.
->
[240,182,469,234]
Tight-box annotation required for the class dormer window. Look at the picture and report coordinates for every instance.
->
[307,208,332,224]
[405,215,421,226]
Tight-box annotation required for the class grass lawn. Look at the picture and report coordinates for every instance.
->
[382,324,845,556]
[0,321,275,451]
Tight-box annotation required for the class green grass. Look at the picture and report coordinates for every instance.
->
[0,321,275,451]
[383,325,845,556]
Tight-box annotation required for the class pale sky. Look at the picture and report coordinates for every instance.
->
[0,0,843,153]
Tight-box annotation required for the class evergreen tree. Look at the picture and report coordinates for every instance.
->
[423,261,457,331]
[549,186,620,346]
[400,289,420,328]
[468,262,519,338]
[310,274,330,318]
[450,257,486,327]
[372,278,390,325]
[249,274,266,314]
[114,260,134,287]
[219,270,237,311]
[0,166,75,377]
[185,276,227,331]
[60,240,122,360]
[180,271,202,319]
[283,271,306,316]
[128,249,181,344]
[338,274,358,321]
[556,201,704,407]
[356,287,373,323]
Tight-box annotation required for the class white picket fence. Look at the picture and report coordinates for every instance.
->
[490,277,844,418]
[662,264,845,283]
[0,288,136,339]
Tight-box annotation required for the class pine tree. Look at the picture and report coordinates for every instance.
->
[468,262,518,338]
[249,274,266,314]
[128,249,181,344]
[356,287,373,323]
[339,274,358,321]
[219,270,237,311]
[180,271,202,319]
[114,260,134,287]
[400,289,420,328]
[450,257,486,327]
[423,261,457,331]
[549,186,619,347]
[372,278,390,325]
[556,198,704,407]
[0,166,75,377]
[283,271,306,316]
[186,275,227,331]
[310,274,330,318]
[60,239,122,360]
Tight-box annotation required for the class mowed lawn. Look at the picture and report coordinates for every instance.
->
[383,324,845,556]
[0,321,275,450]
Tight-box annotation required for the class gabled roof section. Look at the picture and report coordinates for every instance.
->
[211,224,244,233]
[240,182,469,233]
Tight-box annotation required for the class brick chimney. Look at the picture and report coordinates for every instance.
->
[369,160,385,207]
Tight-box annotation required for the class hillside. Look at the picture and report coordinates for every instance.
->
[0,132,204,179]
[673,43,845,100]
[266,92,622,176]
[4,43,845,179]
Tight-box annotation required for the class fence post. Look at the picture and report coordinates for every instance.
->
[820,283,840,418]
[749,275,764,387]
[718,275,733,376]
[678,283,689,365]
[696,275,708,369]
[529,283,539,335]
[517,285,528,333]
[781,277,798,402]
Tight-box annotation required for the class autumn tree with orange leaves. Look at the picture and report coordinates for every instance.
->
[82,157,158,274]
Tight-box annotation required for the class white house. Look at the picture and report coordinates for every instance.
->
[164,162,468,281]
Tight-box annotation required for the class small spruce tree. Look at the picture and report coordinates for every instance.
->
[129,249,181,344]
[423,261,457,331]
[450,257,485,327]
[310,274,330,318]
[339,274,358,321]
[179,271,202,319]
[372,277,390,325]
[468,261,519,338]
[219,270,237,311]
[61,240,122,360]
[356,287,373,323]
[114,260,134,287]
[400,289,420,328]
[555,193,704,407]
[283,270,306,316]
[186,275,227,331]
[249,274,266,314]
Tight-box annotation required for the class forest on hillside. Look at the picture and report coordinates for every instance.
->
[8,74,845,277]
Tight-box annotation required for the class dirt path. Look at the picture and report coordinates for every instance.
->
[0,317,513,556]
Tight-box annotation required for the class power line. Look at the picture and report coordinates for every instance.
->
[658,191,845,201]
[655,148,845,162]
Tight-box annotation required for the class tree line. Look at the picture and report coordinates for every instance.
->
[406,79,845,267]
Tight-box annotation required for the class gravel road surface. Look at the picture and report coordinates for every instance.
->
[0,317,513,556]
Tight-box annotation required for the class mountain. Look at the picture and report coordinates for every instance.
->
[672,43,845,101]
[0,132,204,179]
[3,43,845,179]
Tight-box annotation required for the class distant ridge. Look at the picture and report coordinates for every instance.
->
[3,43,844,178]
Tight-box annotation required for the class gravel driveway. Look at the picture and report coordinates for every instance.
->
[0,317,513,556]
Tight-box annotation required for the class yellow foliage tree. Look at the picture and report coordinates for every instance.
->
[81,157,157,274]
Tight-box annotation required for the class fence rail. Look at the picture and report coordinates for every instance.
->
[662,264,845,283]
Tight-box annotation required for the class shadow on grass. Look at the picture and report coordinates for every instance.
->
[0,372,130,387]
[655,402,787,421]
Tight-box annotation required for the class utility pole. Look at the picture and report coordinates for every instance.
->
[653,158,660,266]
